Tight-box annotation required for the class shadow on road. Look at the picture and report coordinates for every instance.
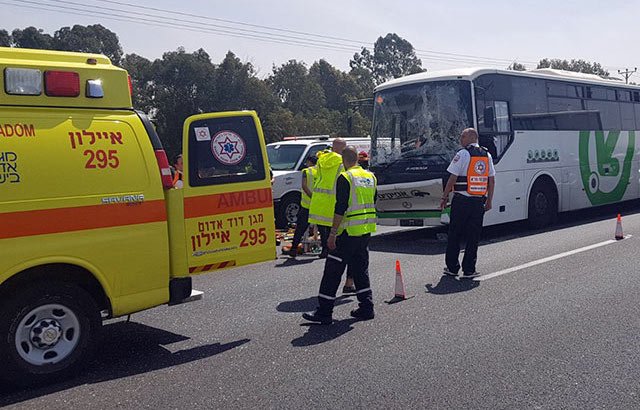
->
[426,275,480,294]
[274,257,318,268]
[277,295,353,313]
[371,200,640,256]
[291,318,359,347]
[370,227,448,255]
[0,321,250,405]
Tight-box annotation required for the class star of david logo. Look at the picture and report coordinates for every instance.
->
[218,136,241,159]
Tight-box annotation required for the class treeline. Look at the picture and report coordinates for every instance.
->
[1,24,612,158]
[1,25,428,157]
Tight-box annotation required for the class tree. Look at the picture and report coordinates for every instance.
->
[508,62,526,71]
[212,51,278,116]
[309,59,367,112]
[350,33,424,85]
[11,27,54,49]
[121,53,154,112]
[54,24,123,65]
[267,60,325,114]
[151,47,217,157]
[537,58,609,76]
[262,107,296,141]
[0,29,10,47]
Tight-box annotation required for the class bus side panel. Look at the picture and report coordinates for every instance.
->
[483,170,525,226]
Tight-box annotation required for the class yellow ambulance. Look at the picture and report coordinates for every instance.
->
[0,47,275,386]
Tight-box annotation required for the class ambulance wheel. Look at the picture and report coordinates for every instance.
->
[528,180,557,229]
[276,194,301,228]
[0,281,101,387]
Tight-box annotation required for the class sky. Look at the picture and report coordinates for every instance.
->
[2,0,639,79]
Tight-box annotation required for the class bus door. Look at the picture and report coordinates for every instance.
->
[477,100,526,223]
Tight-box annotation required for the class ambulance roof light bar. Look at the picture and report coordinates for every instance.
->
[282,135,331,141]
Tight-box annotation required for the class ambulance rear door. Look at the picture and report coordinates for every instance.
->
[179,111,275,275]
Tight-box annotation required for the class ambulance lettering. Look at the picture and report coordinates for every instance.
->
[0,123,36,137]
[69,129,124,169]
[187,188,272,255]
[101,194,145,204]
[217,189,271,208]
[0,151,20,183]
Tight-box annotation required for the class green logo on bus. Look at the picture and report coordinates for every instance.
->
[578,130,635,205]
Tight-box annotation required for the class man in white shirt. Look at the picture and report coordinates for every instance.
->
[439,128,495,278]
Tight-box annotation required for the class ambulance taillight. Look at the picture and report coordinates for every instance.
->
[4,68,42,95]
[45,71,80,97]
[154,149,174,189]
[127,75,133,96]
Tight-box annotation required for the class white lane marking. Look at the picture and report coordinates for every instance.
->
[476,235,631,281]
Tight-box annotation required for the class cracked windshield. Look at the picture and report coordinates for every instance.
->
[371,81,472,166]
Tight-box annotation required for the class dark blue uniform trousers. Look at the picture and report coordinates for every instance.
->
[317,232,373,316]
[446,193,486,274]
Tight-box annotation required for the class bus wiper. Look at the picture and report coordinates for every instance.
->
[402,152,449,161]
[375,157,404,172]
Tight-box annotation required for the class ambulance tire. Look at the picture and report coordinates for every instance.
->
[0,281,102,387]
[527,180,558,229]
[276,193,301,229]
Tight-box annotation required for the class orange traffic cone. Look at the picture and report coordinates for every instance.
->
[615,213,624,240]
[385,260,414,304]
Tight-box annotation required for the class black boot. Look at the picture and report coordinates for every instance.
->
[350,307,374,320]
[302,310,333,325]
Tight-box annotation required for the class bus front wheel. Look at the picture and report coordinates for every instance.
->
[527,180,558,229]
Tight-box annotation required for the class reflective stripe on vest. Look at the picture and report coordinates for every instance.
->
[453,146,489,196]
[300,166,316,209]
[308,154,344,226]
[339,166,377,236]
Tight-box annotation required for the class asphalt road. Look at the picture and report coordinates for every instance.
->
[2,202,640,409]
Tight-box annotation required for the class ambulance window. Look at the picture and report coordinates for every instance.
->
[188,116,266,186]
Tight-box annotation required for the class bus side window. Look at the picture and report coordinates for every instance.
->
[479,100,511,160]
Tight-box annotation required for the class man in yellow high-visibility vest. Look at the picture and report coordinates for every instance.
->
[288,154,317,257]
[308,138,356,293]
[303,146,377,324]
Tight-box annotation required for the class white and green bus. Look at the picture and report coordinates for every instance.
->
[371,68,640,228]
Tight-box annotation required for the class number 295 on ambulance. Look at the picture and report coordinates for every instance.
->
[0,47,275,386]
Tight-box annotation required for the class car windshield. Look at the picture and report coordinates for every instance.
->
[266,144,306,170]
[371,80,473,166]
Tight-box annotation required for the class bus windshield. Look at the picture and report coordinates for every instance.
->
[371,80,473,166]
[266,144,306,170]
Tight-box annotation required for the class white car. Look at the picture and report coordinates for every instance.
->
[267,136,371,228]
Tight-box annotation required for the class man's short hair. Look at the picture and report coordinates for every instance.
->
[462,128,479,141]
[342,146,358,163]
[332,138,347,152]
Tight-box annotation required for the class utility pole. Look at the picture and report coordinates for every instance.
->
[618,67,637,84]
